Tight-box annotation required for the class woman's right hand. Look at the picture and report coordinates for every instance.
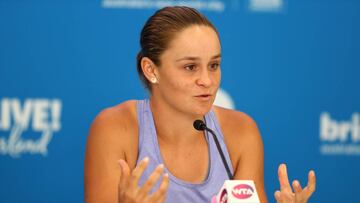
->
[118,157,170,203]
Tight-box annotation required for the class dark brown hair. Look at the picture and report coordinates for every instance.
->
[137,6,218,90]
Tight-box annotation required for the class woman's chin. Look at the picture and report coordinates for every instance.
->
[190,105,213,117]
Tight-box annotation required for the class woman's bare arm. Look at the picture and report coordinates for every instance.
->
[84,102,137,203]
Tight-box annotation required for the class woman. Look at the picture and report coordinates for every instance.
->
[84,6,316,203]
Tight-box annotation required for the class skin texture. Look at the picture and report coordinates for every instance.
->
[84,25,316,203]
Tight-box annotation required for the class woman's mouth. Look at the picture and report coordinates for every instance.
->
[194,94,212,101]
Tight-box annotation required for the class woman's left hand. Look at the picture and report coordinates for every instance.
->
[274,164,316,203]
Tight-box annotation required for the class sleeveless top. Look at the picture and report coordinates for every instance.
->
[136,99,234,203]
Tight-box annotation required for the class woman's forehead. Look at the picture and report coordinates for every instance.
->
[164,25,221,59]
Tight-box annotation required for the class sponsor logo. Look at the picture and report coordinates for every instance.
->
[0,98,62,158]
[102,0,226,12]
[320,112,360,155]
[232,184,254,199]
[101,0,283,13]
[249,0,284,12]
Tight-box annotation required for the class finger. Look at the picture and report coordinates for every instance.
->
[278,163,292,192]
[118,159,131,189]
[305,170,316,198]
[292,180,303,194]
[138,164,164,198]
[130,157,150,188]
[148,173,169,202]
[274,190,282,203]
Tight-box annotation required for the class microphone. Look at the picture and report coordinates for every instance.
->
[193,119,233,180]
[194,120,260,203]
[212,180,260,203]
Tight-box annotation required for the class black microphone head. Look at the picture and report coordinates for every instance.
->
[193,120,206,131]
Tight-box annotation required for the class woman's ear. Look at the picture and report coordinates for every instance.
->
[141,57,159,84]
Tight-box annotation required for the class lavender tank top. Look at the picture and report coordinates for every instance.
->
[136,99,234,203]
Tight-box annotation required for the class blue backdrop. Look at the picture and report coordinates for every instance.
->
[1,0,359,202]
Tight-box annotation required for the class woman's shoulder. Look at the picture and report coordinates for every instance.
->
[91,100,138,133]
[86,100,139,162]
[212,106,264,177]
[212,105,259,135]
[212,106,263,155]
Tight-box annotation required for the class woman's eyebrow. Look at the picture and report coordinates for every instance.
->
[176,56,200,62]
[176,54,221,62]
[211,54,221,59]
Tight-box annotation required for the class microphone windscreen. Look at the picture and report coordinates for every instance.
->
[193,120,206,131]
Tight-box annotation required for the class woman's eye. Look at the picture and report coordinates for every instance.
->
[210,63,220,70]
[184,64,196,71]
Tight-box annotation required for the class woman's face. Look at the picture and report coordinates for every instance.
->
[153,25,221,116]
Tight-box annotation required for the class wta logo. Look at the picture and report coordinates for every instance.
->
[232,184,254,199]
[219,189,228,203]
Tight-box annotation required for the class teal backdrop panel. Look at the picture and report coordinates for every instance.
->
[1,0,359,202]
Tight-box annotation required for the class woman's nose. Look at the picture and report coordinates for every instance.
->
[196,69,212,87]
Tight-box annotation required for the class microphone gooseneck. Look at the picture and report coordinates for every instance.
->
[193,120,233,180]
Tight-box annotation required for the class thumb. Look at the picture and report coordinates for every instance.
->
[118,159,131,189]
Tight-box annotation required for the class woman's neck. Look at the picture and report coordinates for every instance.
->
[149,96,205,145]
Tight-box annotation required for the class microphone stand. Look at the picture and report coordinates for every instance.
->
[205,127,233,180]
[198,119,233,180]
